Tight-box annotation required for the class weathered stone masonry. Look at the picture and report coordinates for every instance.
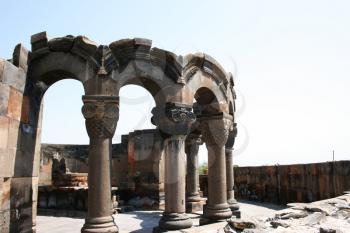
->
[234,161,350,204]
[199,161,350,205]
[0,32,238,232]
[38,129,164,212]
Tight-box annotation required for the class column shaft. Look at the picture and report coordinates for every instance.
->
[81,95,119,233]
[87,138,113,218]
[159,136,192,230]
[204,145,232,220]
[226,149,239,212]
[164,137,186,213]
[199,114,233,222]
[186,138,203,213]
[186,142,200,200]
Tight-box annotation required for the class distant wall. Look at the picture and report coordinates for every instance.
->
[39,143,128,188]
[200,161,350,205]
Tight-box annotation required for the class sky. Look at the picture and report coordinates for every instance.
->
[1,0,349,166]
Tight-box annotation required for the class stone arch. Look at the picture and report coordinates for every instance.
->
[15,32,99,178]
[108,38,185,105]
[28,32,101,91]
[182,53,230,114]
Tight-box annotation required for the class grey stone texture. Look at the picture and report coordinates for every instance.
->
[0,32,238,232]
[224,193,350,233]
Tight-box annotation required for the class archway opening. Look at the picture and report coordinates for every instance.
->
[115,84,164,209]
[41,79,87,144]
[36,78,88,231]
[115,84,156,143]
[193,87,221,172]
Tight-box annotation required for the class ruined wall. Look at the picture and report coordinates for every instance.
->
[0,45,40,233]
[127,129,165,208]
[199,161,350,205]
[38,129,165,210]
[39,142,128,188]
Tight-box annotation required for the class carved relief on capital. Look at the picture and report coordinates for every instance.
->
[151,102,195,137]
[82,95,119,139]
[199,113,233,147]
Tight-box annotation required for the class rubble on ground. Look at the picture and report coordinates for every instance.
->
[224,193,350,233]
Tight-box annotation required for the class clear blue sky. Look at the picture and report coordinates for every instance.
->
[1,0,350,166]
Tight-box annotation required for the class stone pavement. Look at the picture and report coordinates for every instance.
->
[36,201,286,233]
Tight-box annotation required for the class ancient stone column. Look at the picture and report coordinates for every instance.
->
[225,123,240,217]
[185,133,203,213]
[152,103,195,231]
[81,95,119,233]
[199,113,233,222]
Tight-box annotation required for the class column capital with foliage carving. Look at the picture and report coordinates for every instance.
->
[198,112,233,147]
[82,95,119,139]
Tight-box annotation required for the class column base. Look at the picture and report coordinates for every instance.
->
[232,210,241,219]
[199,217,227,226]
[81,216,118,233]
[227,198,239,211]
[186,201,204,213]
[203,203,232,221]
[186,194,203,213]
[158,213,193,231]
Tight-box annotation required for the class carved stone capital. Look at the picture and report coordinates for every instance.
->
[185,133,203,147]
[152,102,195,137]
[82,95,119,139]
[199,113,233,147]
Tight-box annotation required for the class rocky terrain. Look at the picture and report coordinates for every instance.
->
[224,192,350,233]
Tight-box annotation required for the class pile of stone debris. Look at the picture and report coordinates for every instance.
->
[224,193,350,233]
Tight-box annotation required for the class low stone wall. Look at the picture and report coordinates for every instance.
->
[200,161,350,205]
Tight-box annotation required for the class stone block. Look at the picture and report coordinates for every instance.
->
[12,44,29,72]
[186,201,203,213]
[7,119,19,149]
[20,96,30,124]
[13,124,38,177]
[10,177,38,208]
[31,31,48,52]
[1,177,11,211]
[0,116,9,149]
[0,149,15,177]
[13,149,35,177]
[0,209,10,233]
[0,61,26,93]
[0,84,10,116]
[48,36,74,52]
[7,87,23,121]
[71,36,98,58]
[9,201,36,233]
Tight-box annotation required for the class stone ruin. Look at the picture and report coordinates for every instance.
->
[38,129,165,215]
[0,32,239,232]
